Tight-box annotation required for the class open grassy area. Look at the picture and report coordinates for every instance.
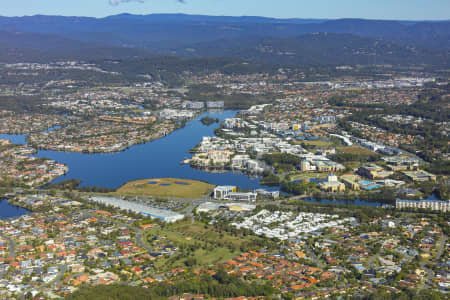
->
[287,172,328,182]
[342,161,362,170]
[142,221,260,270]
[293,140,334,147]
[337,146,378,157]
[114,178,215,199]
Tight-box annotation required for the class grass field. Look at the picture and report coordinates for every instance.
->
[293,140,334,147]
[287,172,328,182]
[143,221,257,270]
[114,178,215,199]
[342,161,361,170]
[337,146,378,156]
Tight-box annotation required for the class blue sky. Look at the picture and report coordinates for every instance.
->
[1,0,449,20]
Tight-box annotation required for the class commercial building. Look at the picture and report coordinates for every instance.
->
[315,160,345,172]
[382,156,419,171]
[402,170,437,182]
[206,101,225,109]
[255,189,280,199]
[159,109,195,120]
[340,175,360,191]
[360,141,385,152]
[197,202,256,212]
[213,186,258,202]
[300,155,344,172]
[358,164,393,180]
[182,101,204,109]
[227,192,258,202]
[89,196,184,222]
[319,174,346,193]
[213,186,237,199]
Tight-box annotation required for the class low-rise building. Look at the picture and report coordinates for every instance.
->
[255,189,280,199]
[340,175,360,191]
[227,192,258,202]
[206,101,224,109]
[358,164,393,180]
[89,196,184,222]
[382,156,419,171]
[213,186,237,199]
[319,174,346,193]
[402,170,437,182]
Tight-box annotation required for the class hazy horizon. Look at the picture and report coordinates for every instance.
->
[1,0,449,21]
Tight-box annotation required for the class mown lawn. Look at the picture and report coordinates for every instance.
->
[114,178,215,199]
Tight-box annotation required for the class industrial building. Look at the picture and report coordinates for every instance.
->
[89,196,185,223]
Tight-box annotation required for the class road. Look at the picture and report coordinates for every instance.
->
[419,234,448,290]
[135,228,152,253]
[436,234,447,260]
[51,264,67,285]
[83,209,153,253]
[0,232,16,257]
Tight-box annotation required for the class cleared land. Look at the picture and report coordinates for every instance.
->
[115,178,215,199]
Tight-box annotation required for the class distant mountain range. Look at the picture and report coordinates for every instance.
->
[0,30,153,62]
[0,14,449,67]
[167,33,450,66]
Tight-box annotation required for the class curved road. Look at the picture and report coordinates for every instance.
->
[419,234,448,290]
[0,232,15,257]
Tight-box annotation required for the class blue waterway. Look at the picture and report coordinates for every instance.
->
[0,133,26,145]
[0,199,29,219]
[29,110,273,190]
[0,111,392,207]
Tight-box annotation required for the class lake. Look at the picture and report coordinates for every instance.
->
[0,199,29,219]
[2,110,274,190]
[0,111,394,207]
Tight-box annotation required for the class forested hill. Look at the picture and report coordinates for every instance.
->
[1,14,449,68]
[0,14,448,50]
[0,31,154,63]
[168,33,450,67]
[1,30,448,68]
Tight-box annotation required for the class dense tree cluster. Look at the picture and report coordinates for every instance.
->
[46,179,116,193]
[65,271,276,300]
[262,153,302,173]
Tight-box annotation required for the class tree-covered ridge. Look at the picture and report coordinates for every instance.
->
[65,270,276,300]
